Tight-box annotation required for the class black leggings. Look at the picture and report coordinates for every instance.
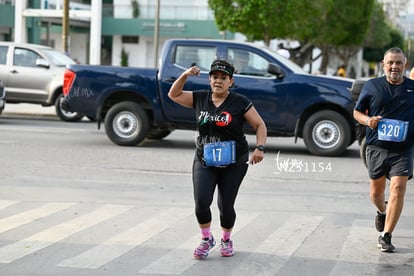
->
[192,157,248,229]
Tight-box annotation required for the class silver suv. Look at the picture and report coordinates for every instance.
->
[0,42,83,121]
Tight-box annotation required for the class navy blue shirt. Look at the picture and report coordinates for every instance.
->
[193,90,253,163]
[354,76,414,151]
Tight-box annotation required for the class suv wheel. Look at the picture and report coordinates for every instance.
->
[55,94,84,122]
[303,110,351,156]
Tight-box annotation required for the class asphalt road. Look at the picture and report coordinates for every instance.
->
[0,113,413,276]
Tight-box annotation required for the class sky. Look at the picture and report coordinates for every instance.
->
[409,0,414,14]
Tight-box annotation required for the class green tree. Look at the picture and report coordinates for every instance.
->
[363,30,403,63]
[364,2,392,49]
[208,0,377,72]
[131,0,140,18]
[363,2,403,63]
[208,0,300,45]
[121,47,129,67]
[313,0,375,72]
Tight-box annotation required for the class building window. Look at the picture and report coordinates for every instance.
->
[122,36,139,44]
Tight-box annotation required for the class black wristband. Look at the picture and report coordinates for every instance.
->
[255,145,265,152]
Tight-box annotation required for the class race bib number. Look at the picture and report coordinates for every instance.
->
[377,119,409,142]
[203,141,236,167]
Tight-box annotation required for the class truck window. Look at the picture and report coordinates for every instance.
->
[174,45,216,71]
[13,48,40,67]
[0,46,7,65]
[228,48,269,77]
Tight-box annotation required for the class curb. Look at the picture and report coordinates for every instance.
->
[2,111,58,118]
[2,104,57,118]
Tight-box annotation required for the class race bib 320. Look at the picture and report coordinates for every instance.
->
[377,118,409,142]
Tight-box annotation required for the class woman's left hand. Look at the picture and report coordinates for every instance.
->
[249,149,264,165]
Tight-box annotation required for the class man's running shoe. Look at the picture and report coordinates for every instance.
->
[193,235,215,260]
[375,211,386,232]
[220,239,234,257]
[378,232,395,253]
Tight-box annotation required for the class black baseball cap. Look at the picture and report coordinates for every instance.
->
[209,59,234,78]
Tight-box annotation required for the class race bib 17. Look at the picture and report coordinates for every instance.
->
[203,141,236,167]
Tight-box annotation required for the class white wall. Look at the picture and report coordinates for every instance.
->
[113,0,135,18]
[42,32,88,64]
[112,35,148,67]
[112,35,167,68]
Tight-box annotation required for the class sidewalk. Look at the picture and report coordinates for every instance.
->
[2,103,56,117]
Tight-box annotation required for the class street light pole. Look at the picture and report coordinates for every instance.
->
[62,0,69,54]
[153,0,160,68]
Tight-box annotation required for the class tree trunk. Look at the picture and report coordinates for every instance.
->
[290,42,314,68]
[319,45,330,75]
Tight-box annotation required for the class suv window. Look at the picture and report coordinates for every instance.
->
[13,48,41,67]
[174,45,216,71]
[0,46,7,65]
[42,49,76,66]
[228,48,269,77]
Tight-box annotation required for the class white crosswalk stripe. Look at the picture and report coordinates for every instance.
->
[57,207,192,269]
[252,215,323,255]
[0,202,76,234]
[0,200,18,210]
[330,219,414,276]
[230,215,324,275]
[329,219,380,276]
[138,211,260,275]
[0,200,414,275]
[0,204,132,263]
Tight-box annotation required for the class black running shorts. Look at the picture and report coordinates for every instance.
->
[366,145,413,180]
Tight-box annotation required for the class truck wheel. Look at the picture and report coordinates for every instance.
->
[105,101,149,146]
[360,136,368,167]
[303,110,351,156]
[55,94,84,122]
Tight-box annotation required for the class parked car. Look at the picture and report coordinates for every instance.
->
[0,42,83,121]
[63,39,357,156]
[0,80,5,114]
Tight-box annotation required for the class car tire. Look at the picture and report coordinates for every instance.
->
[55,94,84,122]
[104,101,149,146]
[302,110,351,156]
